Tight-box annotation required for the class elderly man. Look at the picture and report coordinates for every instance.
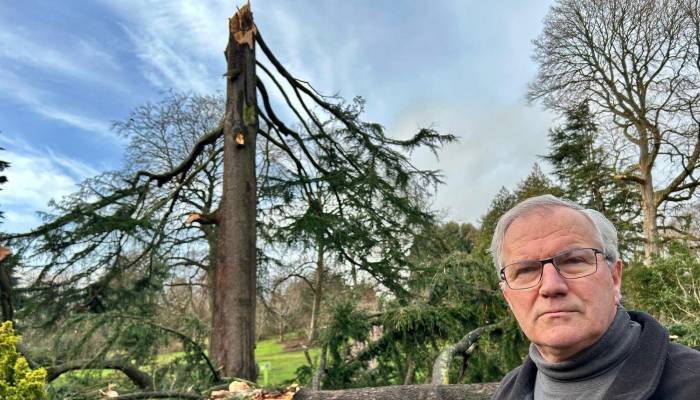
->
[491,195,700,399]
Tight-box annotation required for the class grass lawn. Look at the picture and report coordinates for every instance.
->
[256,337,319,387]
[51,337,318,391]
[155,337,319,387]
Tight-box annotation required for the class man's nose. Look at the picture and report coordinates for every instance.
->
[539,262,568,297]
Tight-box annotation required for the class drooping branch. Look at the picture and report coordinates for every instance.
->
[255,79,329,175]
[133,124,223,186]
[46,358,154,389]
[2,186,140,241]
[114,314,222,383]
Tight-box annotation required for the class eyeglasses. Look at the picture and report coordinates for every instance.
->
[500,247,605,290]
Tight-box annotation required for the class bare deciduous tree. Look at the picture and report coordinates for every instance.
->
[529,0,700,263]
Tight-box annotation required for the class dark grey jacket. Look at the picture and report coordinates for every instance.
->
[492,311,700,399]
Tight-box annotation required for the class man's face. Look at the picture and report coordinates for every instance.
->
[501,206,622,363]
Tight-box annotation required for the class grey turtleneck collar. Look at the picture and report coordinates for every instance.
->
[529,306,641,399]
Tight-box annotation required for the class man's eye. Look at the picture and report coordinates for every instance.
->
[560,256,587,264]
[514,265,540,276]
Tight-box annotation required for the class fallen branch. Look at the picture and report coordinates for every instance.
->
[113,392,205,400]
[311,345,327,390]
[46,358,154,390]
[431,324,497,385]
[293,383,498,400]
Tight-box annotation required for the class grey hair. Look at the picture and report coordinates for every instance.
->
[489,195,619,274]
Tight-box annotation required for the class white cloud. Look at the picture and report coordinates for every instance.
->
[2,210,42,233]
[0,138,98,233]
[103,0,363,104]
[388,101,556,225]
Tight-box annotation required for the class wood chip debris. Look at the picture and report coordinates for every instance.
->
[210,383,300,400]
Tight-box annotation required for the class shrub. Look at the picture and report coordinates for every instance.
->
[624,241,700,349]
[0,321,47,400]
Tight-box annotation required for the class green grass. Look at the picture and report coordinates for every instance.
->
[154,337,319,387]
[51,338,318,391]
[256,338,319,387]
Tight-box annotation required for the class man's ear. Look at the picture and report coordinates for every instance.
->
[611,259,623,305]
[499,281,513,310]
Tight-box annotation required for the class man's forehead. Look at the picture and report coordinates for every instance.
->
[508,205,588,224]
[503,206,599,245]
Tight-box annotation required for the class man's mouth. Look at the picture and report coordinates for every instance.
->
[539,310,576,318]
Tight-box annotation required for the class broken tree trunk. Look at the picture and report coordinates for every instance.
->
[293,383,499,400]
[210,3,258,380]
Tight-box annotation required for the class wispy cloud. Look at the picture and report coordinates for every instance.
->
[104,0,230,94]
[0,10,133,141]
[0,147,95,233]
[121,25,217,94]
[0,135,99,233]
[0,23,125,88]
[0,70,114,138]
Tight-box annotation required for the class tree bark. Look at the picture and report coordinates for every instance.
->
[403,353,415,385]
[0,267,13,322]
[204,225,218,320]
[0,247,13,322]
[311,345,327,390]
[293,384,499,400]
[308,240,325,343]
[640,169,658,265]
[278,319,286,342]
[210,3,258,380]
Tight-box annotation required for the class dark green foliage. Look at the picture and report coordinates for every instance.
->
[624,241,700,349]
[300,209,522,388]
[543,103,604,208]
[257,98,455,298]
[152,315,215,392]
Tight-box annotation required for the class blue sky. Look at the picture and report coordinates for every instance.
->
[0,0,556,233]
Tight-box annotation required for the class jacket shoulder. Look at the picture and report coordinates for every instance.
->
[667,342,700,371]
[652,342,700,399]
[491,365,524,400]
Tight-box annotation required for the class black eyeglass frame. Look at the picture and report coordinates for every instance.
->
[499,247,607,290]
